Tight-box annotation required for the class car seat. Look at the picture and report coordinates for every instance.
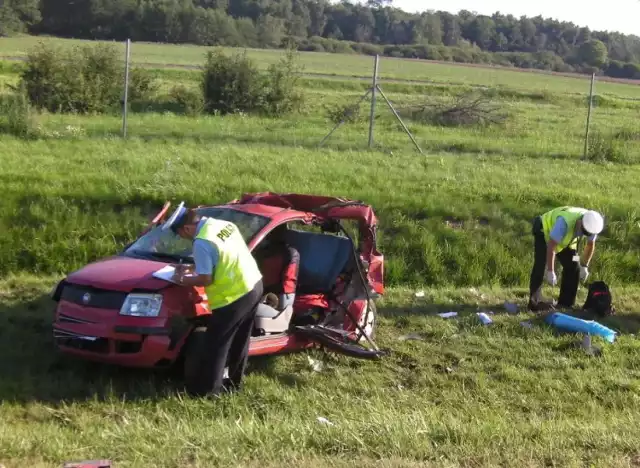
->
[254,243,300,334]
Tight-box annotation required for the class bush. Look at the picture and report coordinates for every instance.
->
[324,101,365,125]
[201,49,266,115]
[201,48,304,116]
[585,131,631,164]
[19,42,156,114]
[0,87,37,138]
[169,84,204,116]
[262,48,304,116]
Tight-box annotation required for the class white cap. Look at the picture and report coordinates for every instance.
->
[582,210,604,235]
[161,201,186,232]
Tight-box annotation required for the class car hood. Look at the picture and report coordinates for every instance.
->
[66,256,172,292]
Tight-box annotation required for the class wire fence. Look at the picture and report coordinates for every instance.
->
[3,37,630,157]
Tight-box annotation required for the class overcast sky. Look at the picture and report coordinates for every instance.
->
[392,0,640,36]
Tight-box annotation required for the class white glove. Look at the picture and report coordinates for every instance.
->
[546,270,557,286]
[579,265,589,282]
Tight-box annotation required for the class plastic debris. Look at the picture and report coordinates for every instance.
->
[307,356,324,372]
[317,417,335,426]
[398,333,424,341]
[63,462,111,468]
[581,334,602,356]
[504,301,519,314]
[415,291,425,298]
[476,312,493,325]
[545,312,617,343]
[438,312,458,319]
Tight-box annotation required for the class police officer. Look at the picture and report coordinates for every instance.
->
[528,206,604,312]
[162,202,263,397]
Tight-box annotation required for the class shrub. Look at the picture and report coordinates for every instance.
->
[169,84,204,116]
[262,48,304,116]
[324,101,365,125]
[19,42,156,114]
[0,87,37,138]
[201,49,265,115]
[201,48,304,116]
[585,131,631,164]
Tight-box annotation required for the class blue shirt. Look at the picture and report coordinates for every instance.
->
[192,218,219,276]
[549,217,597,244]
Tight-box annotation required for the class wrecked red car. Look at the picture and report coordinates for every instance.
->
[51,193,385,376]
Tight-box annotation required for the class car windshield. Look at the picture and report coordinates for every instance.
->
[122,207,270,263]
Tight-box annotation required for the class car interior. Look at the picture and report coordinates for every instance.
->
[251,221,357,336]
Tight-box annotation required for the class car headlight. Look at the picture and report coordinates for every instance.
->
[119,294,163,317]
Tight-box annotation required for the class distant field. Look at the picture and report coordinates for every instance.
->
[2,35,640,99]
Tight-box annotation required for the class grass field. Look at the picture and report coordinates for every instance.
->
[2,278,640,467]
[1,35,640,467]
[2,35,640,99]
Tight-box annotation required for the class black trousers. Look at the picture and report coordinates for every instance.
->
[529,217,580,307]
[187,279,264,397]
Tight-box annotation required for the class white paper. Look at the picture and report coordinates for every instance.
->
[438,312,458,319]
[317,417,335,426]
[153,265,197,284]
[152,265,178,283]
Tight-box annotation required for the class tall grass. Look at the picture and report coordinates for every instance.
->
[0,119,638,286]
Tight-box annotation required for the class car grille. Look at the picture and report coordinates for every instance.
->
[57,313,96,325]
[60,283,128,310]
[53,328,110,353]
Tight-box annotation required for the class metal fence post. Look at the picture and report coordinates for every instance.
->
[583,72,596,159]
[367,55,379,148]
[122,38,131,138]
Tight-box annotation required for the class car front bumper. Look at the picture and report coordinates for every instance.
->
[53,300,188,368]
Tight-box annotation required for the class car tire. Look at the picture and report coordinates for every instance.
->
[356,300,376,343]
[183,326,207,390]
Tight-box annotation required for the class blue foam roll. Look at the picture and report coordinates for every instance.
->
[545,312,617,343]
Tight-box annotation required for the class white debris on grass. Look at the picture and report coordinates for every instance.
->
[415,290,425,298]
[398,332,424,341]
[476,312,493,325]
[317,417,335,426]
[438,312,458,319]
[307,356,324,372]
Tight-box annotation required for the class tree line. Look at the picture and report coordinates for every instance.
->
[3,0,640,79]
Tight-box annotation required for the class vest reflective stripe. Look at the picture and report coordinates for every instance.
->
[196,218,262,310]
[541,206,586,253]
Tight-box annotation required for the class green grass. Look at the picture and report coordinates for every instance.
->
[0,111,639,286]
[2,33,640,467]
[2,35,640,99]
[2,276,640,467]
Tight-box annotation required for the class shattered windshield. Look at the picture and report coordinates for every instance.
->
[122,207,270,263]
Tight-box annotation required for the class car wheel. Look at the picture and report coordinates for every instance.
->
[183,326,207,389]
[356,300,376,343]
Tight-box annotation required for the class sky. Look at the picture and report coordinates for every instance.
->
[393,0,640,36]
